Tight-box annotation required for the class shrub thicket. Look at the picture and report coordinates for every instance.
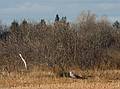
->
[0,12,120,73]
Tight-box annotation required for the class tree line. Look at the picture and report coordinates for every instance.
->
[0,12,120,73]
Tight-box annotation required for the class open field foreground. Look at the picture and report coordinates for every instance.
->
[1,79,120,89]
[0,70,120,89]
[2,82,120,89]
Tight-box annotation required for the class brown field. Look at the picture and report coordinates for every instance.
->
[2,81,120,89]
[0,69,120,89]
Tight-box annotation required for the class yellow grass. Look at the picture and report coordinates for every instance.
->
[0,68,120,89]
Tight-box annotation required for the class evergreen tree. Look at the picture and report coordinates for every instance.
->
[61,16,67,23]
[11,20,19,32]
[55,14,60,22]
[40,19,46,25]
[22,19,27,25]
[113,20,120,28]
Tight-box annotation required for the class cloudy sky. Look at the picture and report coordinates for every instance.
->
[0,0,120,24]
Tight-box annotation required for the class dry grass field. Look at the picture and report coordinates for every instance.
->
[3,81,120,89]
[0,68,120,89]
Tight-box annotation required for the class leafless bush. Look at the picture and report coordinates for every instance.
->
[0,12,120,73]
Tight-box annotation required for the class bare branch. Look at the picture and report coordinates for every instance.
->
[19,54,27,70]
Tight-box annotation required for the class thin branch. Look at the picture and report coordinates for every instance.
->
[19,54,27,70]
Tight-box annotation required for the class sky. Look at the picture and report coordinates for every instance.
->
[0,0,120,24]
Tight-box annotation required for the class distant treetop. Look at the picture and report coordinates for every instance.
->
[22,19,27,25]
[113,20,120,29]
[55,14,60,22]
[40,19,46,25]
